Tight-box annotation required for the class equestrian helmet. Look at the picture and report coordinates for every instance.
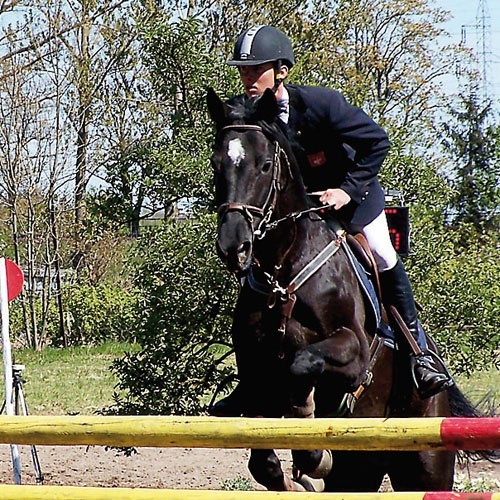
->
[228,26,295,68]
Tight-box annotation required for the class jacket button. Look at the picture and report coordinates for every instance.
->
[297,130,302,137]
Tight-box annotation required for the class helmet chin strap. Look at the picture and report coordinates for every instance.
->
[273,59,285,93]
[272,77,284,92]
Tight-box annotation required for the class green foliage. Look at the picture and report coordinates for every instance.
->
[440,90,500,231]
[221,477,254,491]
[62,282,141,345]
[454,474,500,493]
[109,214,238,416]
[9,281,140,348]
[136,17,236,209]
[380,142,452,208]
[407,208,500,374]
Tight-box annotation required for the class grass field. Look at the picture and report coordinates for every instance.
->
[4,342,138,415]
[2,342,499,416]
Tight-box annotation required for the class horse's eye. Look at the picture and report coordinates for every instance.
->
[262,160,273,174]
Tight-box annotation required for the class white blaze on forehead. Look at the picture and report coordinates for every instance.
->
[227,138,246,167]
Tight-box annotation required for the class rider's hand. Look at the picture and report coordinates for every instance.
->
[310,189,351,210]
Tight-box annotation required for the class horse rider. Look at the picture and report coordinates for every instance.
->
[210,25,454,413]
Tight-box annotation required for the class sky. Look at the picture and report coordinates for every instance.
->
[436,0,500,109]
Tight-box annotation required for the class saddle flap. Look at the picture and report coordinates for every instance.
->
[346,233,383,306]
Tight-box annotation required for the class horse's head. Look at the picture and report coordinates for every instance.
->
[207,88,285,274]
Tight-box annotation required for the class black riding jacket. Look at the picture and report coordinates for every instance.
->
[285,84,390,226]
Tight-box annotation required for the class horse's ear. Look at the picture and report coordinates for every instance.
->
[255,88,279,124]
[207,88,228,129]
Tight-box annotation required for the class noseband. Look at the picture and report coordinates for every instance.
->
[217,124,284,239]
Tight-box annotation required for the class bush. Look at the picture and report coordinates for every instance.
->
[9,280,141,347]
[407,209,499,375]
[62,281,141,345]
[109,213,238,416]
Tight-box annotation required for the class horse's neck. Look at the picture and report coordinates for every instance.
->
[255,144,328,273]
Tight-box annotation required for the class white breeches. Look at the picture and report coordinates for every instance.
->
[349,211,398,272]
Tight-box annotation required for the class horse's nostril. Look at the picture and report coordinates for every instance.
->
[238,241,251,256]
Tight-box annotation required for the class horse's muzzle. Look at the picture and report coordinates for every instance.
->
[216,238,252,274]
[216,210,255,273]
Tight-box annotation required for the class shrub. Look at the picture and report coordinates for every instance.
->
[407,209,499,375]
[62,281,141,345]
[109,213,238,416]
[9,280,141,347]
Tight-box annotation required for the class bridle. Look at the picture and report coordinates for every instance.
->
[216,123,330,241]
[216,124,285,240]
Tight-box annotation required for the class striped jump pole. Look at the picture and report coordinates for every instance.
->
[0,416,498,451]
[0,485,498,500]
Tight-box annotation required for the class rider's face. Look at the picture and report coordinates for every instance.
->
[239,63,276,97]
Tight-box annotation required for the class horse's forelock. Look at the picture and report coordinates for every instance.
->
[225,96,255,124]
[226,94,279,126]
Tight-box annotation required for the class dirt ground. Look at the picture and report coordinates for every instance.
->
[0,444,499,491]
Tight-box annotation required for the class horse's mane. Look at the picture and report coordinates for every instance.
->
[226,94,309,201]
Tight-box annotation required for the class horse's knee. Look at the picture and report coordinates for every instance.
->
[289,349,324,412]
[290,348,325,379]
[248,450,284,489]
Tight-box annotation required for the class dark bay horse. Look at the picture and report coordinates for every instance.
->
[207,87,481,492]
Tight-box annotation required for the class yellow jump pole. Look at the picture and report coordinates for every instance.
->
[3,485,499,500]
[0,416,498,451]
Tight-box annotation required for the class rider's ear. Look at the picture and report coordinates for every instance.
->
[207,88,228,129]
[255,88,279,123]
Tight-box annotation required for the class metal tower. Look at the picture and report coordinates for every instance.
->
[476,0,491,102]
[460,0,492,103]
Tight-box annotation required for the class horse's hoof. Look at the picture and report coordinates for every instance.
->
[295,474,325,492]
[308,449,333,479]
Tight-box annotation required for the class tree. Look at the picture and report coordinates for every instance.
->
[441,87,500,231]
[0,26,73,348]
[40,0,138,270]
[0,1,144,347]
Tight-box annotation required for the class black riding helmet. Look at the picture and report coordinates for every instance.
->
[228,26,295,68]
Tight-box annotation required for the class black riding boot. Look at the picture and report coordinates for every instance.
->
[380,259,454,399]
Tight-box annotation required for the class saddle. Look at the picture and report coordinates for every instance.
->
[323,218,386,330]
[346,232,383,306]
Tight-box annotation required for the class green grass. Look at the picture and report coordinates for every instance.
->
[2,341,498,417]
[221,476,253,491]
[4,342,139,416]
[455,368,500,414]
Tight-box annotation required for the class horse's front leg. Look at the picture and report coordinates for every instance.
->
[249,449,309,491]
[285,385,333,485]
[285,359,333,485]
[287,326,368,482]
